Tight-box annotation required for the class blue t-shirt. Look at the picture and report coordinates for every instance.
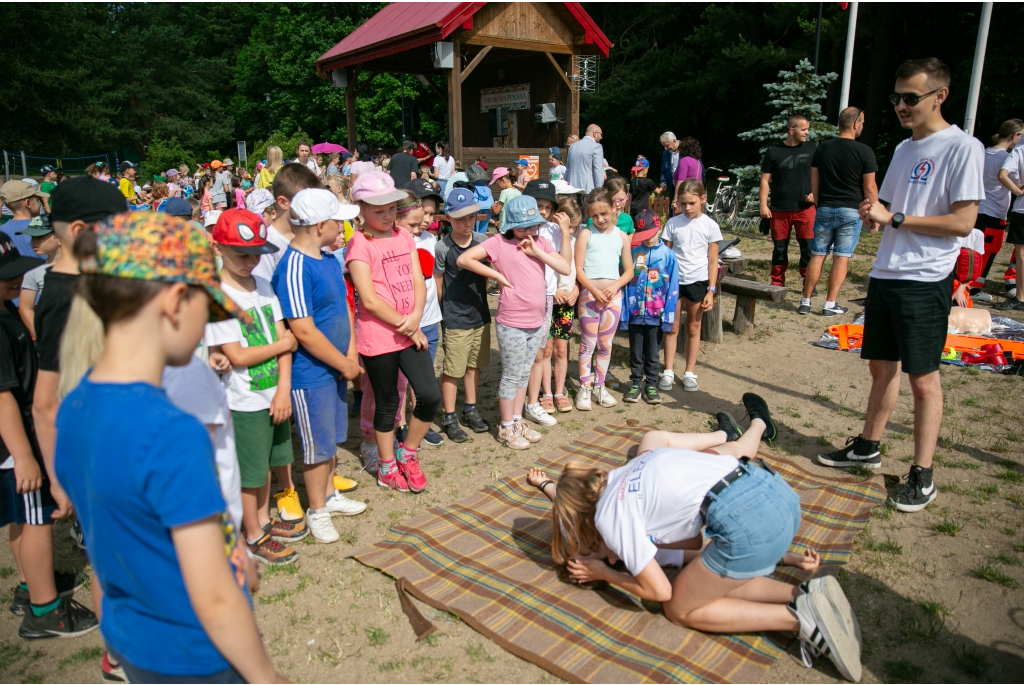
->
[55,378,247,676]
[3,219,36,257]
[271,245,351,389]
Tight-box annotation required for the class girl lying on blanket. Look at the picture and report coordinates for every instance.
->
[526,393,863,683]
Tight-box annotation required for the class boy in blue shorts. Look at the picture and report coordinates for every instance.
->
[272,188,366,544]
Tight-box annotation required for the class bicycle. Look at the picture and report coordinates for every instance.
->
[704,167,739,225]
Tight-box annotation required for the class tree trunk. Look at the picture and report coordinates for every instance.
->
[701,293,723,344]
[732,295,757,334]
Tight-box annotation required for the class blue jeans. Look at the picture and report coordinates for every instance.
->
[702,462,802,580]
[811,206,863,258]
[422,322,440,362]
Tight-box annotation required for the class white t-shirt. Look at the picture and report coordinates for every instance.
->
[537,220,564,296]
[252,224,291,282]
[21,263,48,294]
[550,164,566,182]
[961,228,985,255]
[595,448,739,577]
[414,232,443,327]
[205,278,285,412]
[871,125,985,282]
[163,354,242,529]
[432,155,455,180]
[662,213,723,284]
[978,147,1012,219]
[1001,145,1024,214]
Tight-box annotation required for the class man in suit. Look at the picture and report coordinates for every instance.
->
[566,124,605,193]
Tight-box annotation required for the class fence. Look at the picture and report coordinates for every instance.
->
[3,150,122,180]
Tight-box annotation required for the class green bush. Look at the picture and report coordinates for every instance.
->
[141,137,200,182]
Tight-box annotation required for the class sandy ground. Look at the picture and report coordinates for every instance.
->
[1,228,1023,684]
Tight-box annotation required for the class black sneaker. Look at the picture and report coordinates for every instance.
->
[891,465,937,513]
[643,385,662,404]
[459,407,491,433]
[9,571,85,616]
[19,596,98,639]
[741,392,777,441]
[798,303,811,315]
[442,415,468,443]
[822,303,849,316]
[993,298,1023,310]
[422,427,444,447]
[716,412,743,442]
[623,383,641,403]
[395,424,408,444]
[817,435,881,469]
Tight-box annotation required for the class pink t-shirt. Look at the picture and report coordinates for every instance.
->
[482,234,553,329]
[345,227,418,356]
[234,187,245,208]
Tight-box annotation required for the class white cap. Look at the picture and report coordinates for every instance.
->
[203,209,222,228]
[290,188,360,226]
[552,179,584,195]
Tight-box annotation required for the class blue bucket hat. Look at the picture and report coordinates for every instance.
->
[502,195,546,231]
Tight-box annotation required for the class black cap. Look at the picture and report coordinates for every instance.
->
[523,179,556,204]
[403,178,442,202]
[120,160,137,173]
[161,197,194,218]
[0,232,45,280]
[50,177,129,224]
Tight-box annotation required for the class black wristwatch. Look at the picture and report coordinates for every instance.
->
[891,212,905,229]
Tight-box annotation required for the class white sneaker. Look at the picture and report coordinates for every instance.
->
[575,385,592,411]
[682,372,698,392]
[801,576,862,651]
[359,442,380,476]
[594,385,617,407]
[513,419,542,443]
[657,370,674,391]
[305,508,339,544]
[498,424,531,449]
[523,403,557,427]
[791,593,862,682]
[325,491,367,517]
[973,292,993,302]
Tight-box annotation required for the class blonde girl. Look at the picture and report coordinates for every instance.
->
[256,146,283,189]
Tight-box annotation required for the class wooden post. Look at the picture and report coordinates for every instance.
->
[449,41,463,164]
[345,80,357,152]
[569,51,580,137]
[701,293,724,344]
[732,296,757,334]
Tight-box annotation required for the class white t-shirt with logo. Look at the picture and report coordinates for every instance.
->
[252,224,291,282]
[662,213,723,284]
[204,278,286,412]
[870,125,985,282]
[594,448,738,577]
[978,147,1011,219]
[1001,145,1024,215]
[414,232,443,327]
[537,220,564,296]
[432,155,455,180]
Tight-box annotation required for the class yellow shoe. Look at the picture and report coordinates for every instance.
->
[334,475,358,493]
[273,487,303,522]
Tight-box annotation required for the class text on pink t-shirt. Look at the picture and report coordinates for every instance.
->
[481,234,553,329]
[345,227,418,356]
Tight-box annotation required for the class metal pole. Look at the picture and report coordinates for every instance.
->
[839,2,859,111]
[813,2,823,74]
[3,151,8,182]
[21,151,27,178]
[963,1,993,137]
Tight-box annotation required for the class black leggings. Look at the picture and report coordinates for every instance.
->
[361,346,442,433]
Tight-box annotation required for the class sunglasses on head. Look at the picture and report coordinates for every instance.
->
[889,88,940,107]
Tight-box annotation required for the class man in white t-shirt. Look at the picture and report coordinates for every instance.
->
[994,143,1024,309]
[818,58,984,515]
[294,141,321,176]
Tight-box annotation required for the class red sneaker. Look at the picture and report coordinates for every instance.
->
[377,464,410,492]
[397,444,428,493]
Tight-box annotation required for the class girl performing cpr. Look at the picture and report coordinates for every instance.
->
[527,393,862,682]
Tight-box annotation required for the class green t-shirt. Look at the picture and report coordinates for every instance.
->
[40,181,56,195]
[586,211,635,235]
[497,188,522,230]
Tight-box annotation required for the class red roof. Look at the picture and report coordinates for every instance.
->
[316,2,611,76]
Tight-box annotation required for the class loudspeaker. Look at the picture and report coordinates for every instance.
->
[489,107,509,137]
[431,42,454,69]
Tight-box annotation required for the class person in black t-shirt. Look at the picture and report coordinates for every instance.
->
[629,156,657,217]
[801,107,879,316]
[388,140,420,185]
[760,115,817,286]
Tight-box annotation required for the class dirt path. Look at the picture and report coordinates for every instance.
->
[2,229,1022,683]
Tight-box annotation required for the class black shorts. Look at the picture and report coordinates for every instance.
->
[680,280,710,304]
[860,275,953,375]
[1008,213,1024,245]
[0,467,57,527]
[975,212,1006,231]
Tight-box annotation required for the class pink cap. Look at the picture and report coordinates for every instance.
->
[489,166,510,184]
[351,170,407,205]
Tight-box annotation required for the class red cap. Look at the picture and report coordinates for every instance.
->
[212,208,279,255]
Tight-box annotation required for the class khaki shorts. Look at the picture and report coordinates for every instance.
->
[442,325,491,377]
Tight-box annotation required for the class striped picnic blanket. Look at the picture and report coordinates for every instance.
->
[353,424,885,683]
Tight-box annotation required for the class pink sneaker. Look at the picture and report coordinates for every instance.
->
[397,444,428,493]
[377,463,410,492]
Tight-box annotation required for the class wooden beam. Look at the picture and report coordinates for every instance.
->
[345,66,363,151]
[353,71,378,98]
[569,53,579,137]
[459,46,491,85]
[544,52,572,90]
[462,34,573,54]
[452,41,463,163]
[423,76,447,104]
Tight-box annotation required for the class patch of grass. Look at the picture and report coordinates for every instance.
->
[898,599,948,643]
[1012,541,1024,554]
[990,439,1010,453]
[378,659,403,672]
[992,553,1021,566]
[0,566,15,580]
[995,466,1023,484]
[952,643,991,678]
[1007,493,1024,507]
[57,646,103,673]
[962,396,980,407]
[811,389,832,403]
[338,527,358,545]
[865,536,903,555]
[871,503,896,520]
[465,642,495,664]
[971,564,1020,589]
[365,627,389,646]
[978,483,999,495]
[847,464,874,477]
[879,441,891,456]
[1006,429,1022,443]
[816,434,831,446]
[423,632,441,647]
[883,659,924,682]
[932,515,965,536]
[256,573,311,604]
[263,562,300,576]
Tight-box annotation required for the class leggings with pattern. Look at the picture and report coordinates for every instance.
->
[577,288,623,387]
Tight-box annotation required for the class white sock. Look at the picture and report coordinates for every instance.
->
[501,420,514,429]
[527,403,541,412]
[654,548,685,567]
[801,297,811,306]
[825,300,836,309]
[554,393,565,398]
[512,414,522,422]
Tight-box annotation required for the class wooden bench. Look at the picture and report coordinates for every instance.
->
[720,277,788,334]
[697,259,749,344]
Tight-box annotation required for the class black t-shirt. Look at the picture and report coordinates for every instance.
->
[434,233,491,330]
[0,302,41,462]
[630,177,657,216]
[761,141,817,211]
[811,137,878,209]
[33,270,78,373]
[388,152,420,185]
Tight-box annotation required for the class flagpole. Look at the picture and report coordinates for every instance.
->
[839,2,859,111]
[963,1,993,136]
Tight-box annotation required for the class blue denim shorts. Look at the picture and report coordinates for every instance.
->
[702,462,802,580]
[422,322,440,363]
[291,377,348,465]
[811,206,863,258]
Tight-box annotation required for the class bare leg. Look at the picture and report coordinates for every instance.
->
[1016,245,1024,302]
[304,461,332,510]
[272,464,294,491]
[526,347,545,405]
[242,484,263,543]
[862,360,900,441]
[553,339,569,395]
[637,429,729,455]
[825,256,849,302]
[683,299,702,374]
[512,386,528,418]
[908,370,942,469]
[541,338,554,397]
[708,418,766,459]
[21,523,57,605]
[662,299,684,373]
[256,476,272,528]
[441,374,459,413]
[324,456,337,501]
[803,255,826,299]
[463,367,480,405]
[403,417,429,450]
[9,523,23,582]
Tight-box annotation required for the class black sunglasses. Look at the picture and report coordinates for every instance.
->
[889,88,940,107]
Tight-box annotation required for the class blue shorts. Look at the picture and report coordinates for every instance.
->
[811,206,863,258]
[422,322,440,363]
[291,378,348,465]
[108,647,244,684]
[0,466,57,527]
[701,462,801,580]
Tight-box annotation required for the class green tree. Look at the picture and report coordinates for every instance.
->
[140,137,199,181]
